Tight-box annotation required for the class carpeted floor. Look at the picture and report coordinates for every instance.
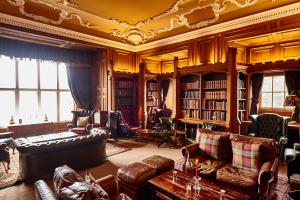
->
[0,141,131,189]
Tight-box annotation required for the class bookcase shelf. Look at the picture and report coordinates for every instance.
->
[180,74,201,119]
[202,72,227,121]
[114,77,136,125]
[237,72,247,121]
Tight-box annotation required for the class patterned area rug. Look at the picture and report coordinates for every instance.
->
[175,158,300,200]
[0,141,131,189]
[0,149,21,189]
[106,140,131,157]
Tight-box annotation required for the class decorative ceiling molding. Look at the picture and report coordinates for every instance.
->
[6,0,269,45]
[1,2,300,52]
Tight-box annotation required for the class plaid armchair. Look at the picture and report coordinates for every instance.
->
[249,113,290,158]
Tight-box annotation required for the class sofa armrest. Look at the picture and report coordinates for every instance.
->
[258,157,279,200]
[34,180,57,200]
[66,124,73,129]
[181,143,199,159]
[96,175,118,198]
[0,132,13,139]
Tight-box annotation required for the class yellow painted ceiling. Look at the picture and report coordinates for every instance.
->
[0,0,299,46]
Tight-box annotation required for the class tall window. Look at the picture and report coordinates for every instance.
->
[260,74,288,109]
[0,55,73,126]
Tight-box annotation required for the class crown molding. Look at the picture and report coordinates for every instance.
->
[0,13,134,51]
[0,2,300,52]
[136,2,300,51]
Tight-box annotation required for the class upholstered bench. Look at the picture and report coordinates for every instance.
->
[141,155,174,175]
[117,162,156,200]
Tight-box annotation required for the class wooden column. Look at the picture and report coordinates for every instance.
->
[227,47,238,133]
[174,57,180,119]
[138,62,146,123]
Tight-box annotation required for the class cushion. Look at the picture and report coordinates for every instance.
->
[199,133,221,160]
[53,165,84,198]
[71,127,87,134]
[231,140,261,173]
[196,129,232,161]
[216,164,258,190]
[141,155,174,174]
[60,182,109,200]
[198,159,226,176]
[77,116,90,127]
[117,162,156,185]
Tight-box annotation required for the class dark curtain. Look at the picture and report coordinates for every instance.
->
[67,66,93,110]
[250,73,264,115]
[285,71,300,121]
[0,38,94,66]
[160,79,170,109]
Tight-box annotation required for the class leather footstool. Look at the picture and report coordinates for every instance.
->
[117,162,156,200]
[141,155,174,175]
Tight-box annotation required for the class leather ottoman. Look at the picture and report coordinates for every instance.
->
[117,162,156,200]
[141,155,174,175]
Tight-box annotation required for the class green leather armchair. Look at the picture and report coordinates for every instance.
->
[249,113,290,159]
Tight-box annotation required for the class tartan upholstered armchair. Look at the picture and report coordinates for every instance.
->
[249,113,290,158]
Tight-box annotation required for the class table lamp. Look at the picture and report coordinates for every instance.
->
[284,93,300,122]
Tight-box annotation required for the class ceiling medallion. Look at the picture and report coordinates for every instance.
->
[111,29,156,46]
[6,0,274,45]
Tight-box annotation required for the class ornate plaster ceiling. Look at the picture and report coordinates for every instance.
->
[0,0,300,50]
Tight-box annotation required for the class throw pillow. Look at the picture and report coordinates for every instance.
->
[60,182,109,200]
[53,165,84,198]
[231,140,261,173]
[199,133,221,160]
[77,116,90,127]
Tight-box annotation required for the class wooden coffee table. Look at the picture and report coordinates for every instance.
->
[148,169,256,200]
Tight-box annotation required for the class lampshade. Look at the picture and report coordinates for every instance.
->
[284,94,300,106]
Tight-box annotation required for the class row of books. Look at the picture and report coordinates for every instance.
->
[181,90,200,99]
[204,80,227,89]
[115,80,134,88]
[202,100,227,110]
[115,89,133,96]
[238,101,246,110]
[181,81,200,89]
[238,79,246,88]
[202,111,226,121]
[238,89,246,99]
[148,82,158,90]
[204,91,227,99]
[181,99,200,109]
[115,98,133,105]
[147,91,158,98]
[146,100,158,107]
[238,111,246,121]
[180,110,200,119]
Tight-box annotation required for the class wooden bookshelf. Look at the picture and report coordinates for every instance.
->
[202,72,227,122]
[146,79,160,125]
[237,72,247,121]
[179,74,201,119]
[114,77,135,125]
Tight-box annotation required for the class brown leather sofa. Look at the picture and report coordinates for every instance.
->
[35,165,131,200]
[181,129,279,200]
[15,128,110,183]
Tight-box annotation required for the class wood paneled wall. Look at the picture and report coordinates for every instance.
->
[249,41,300,64]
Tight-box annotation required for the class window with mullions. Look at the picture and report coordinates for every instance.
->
[260,74,288,109]
[0,55,73,126]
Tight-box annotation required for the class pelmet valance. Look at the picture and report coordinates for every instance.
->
[0,37,95,67]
